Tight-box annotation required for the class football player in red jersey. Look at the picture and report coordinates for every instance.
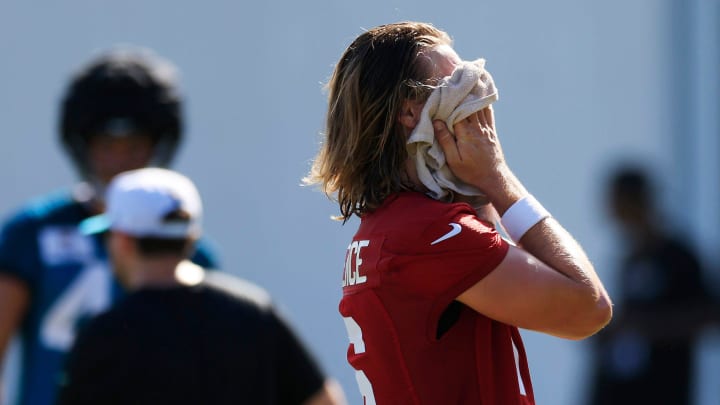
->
[305,21,613,405]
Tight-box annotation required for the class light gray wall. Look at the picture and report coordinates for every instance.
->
[1,1,717,404]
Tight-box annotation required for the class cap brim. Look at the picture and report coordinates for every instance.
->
[79,214,112,235]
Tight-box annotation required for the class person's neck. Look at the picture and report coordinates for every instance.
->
[128,258,204,290]
[73,181,105,214]
[626,219,662,249]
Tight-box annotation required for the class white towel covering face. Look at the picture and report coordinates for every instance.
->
[406,58,498,201]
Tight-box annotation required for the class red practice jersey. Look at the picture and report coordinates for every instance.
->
[340,192,535,405]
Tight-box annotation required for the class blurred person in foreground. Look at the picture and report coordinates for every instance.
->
[586,166,713,405]
[305,21,612,405]
[0,47,219,405]
[55,168,346,405]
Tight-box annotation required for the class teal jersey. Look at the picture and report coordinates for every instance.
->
[0,190,219,405]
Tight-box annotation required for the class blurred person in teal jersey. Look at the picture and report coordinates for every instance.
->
[0,46,220,405]
[56,168,346,405]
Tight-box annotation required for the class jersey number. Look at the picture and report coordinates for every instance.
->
[344,317,528,401]
[343,316,376,405]
[40,263,111,350]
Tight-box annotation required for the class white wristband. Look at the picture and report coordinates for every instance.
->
[500,195,550,242]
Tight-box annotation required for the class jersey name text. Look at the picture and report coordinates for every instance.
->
[343,240,370,287]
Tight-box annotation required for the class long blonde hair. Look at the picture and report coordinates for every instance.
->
[305,22,451,221]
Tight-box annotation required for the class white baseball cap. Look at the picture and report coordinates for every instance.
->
[80,168,202,238]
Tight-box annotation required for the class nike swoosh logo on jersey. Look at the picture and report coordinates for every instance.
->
[431,222,462,245]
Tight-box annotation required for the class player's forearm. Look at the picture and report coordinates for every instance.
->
[485,171,613,335]
[519,218,602,294]
[520,217,612,335]
[483,169,605,294]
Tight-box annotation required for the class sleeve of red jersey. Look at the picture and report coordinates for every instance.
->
[386,207,510,318]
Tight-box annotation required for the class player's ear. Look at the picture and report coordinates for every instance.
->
[397,98,424,131]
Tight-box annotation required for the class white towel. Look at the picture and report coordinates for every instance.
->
[406,58,498,201]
